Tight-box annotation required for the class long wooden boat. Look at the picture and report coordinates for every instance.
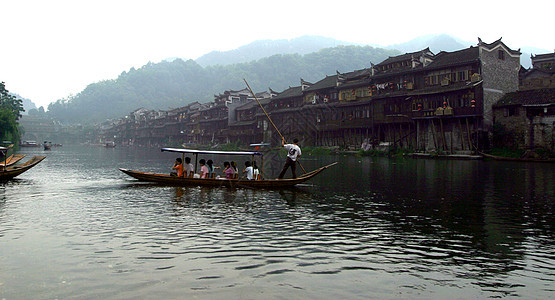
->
[119,147,337,188]
[1,154,26,167]
[481,152,555,163]
[0,156,46,180]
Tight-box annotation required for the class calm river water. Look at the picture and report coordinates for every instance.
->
[1,145,553,299]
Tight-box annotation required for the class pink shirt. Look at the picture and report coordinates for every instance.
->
[224,167,234,179]
[200,165,209,178]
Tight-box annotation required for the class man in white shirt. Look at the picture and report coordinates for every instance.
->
[243,161,254,180]
[278,138,301,179]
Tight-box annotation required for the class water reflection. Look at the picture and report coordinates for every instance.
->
[0,146,553,299]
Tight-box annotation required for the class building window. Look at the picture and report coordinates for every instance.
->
[540,62,552,70]
[507,107,518,116]
[498,50,505,60]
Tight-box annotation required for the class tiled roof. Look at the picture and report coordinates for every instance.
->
[304,75,338,92]
[272,86,303,100]
[338,78,371,89]
[235,98,271,111]
[522,68,555,78]
[342,68,371,79]
[494,88,555,107]
[376,48,433,66]
[426,47,480,70]
[478,37,521,56]
[532,52,555,60]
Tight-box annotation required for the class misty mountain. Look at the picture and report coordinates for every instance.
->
[520,46,551,69]
[10,93,37,114]
[47,45,399,123]
[195,35,356,66]
[385,34,472,54]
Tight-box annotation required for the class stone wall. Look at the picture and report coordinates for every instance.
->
[480,46,520,129]
[492,107,527,148]
[493,107,555,152]
[530,115,555,151]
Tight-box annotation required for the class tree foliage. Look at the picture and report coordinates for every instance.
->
[0,82,23,142]
[47,45,399,124]
[0,82,24,120]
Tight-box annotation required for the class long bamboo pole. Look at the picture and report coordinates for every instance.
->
[243,79,307,174]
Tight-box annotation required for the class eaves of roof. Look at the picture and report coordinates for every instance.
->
[272,86,303,100]
[304,75,338,92]
[494,88,555,107]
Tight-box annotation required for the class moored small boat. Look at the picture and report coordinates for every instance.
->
[1,154,26,167]
[481,152,555,163]
[20,140,40,147]
[0,156,46,180]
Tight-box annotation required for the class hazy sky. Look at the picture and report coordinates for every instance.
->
[1,0,552,109]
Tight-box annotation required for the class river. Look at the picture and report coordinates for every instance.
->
[1,145,553,299]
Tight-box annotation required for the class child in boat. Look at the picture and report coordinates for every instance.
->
[171,157,184,177]
[223,161,234,179]
[184,157,194,177]
[198,159,210,179]
[243,161,254,180]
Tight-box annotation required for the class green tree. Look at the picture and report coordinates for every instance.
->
[0,107,19,142]
[0,81,24,120]
[0,82,23,143]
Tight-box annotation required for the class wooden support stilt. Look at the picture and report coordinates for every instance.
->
[430,119,438,151]
[458,118,465,150]
[450,131,453,154]
[465,118,473,150]
[439,118,447,152]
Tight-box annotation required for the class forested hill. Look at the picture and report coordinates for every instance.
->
[47,45,399,123]
[195,35,356,66]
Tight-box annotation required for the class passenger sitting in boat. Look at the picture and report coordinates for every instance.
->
[199,159,209,179]
[223,161,234,179]
[184,157,194,177]
[171,157,184,177]
[243,161,254,180]
[231,161,238,178]
[253,160,260,180]
[206,159,217,178]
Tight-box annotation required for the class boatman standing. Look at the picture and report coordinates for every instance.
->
[278,138,301,179]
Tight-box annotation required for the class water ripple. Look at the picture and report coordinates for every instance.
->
[1,147,553,299]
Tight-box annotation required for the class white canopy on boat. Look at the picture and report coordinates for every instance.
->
[161,148,263,156]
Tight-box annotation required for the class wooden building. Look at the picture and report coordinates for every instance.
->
[520,52,555,90]
[493,88,555,151]
[260,38,520,152]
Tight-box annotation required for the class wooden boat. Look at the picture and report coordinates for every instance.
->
[20,140,40,147]
[119,147,337,188]
[1,154,26,167]
[0,156,46,180]
[481,152,555,163]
